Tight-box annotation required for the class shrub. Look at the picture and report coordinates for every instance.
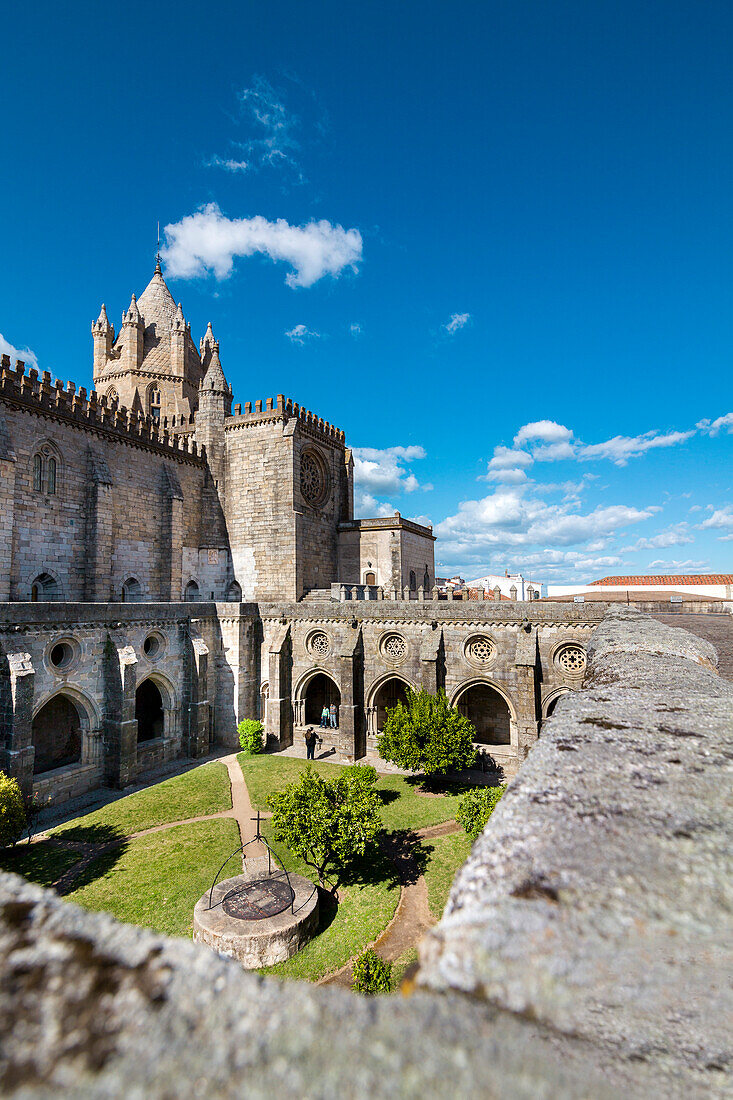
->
[238,719,264,755]
[456,784,506,841]
[352,948,393,995]
[0,772,27,849]
[377,688,477,776]
[268,765,382,892]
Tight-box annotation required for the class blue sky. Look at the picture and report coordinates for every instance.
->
[2,0,732,582]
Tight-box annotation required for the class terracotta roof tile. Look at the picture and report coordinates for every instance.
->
[589,574,733,586]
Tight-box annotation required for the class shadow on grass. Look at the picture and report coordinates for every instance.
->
[403,773,471,795]
[0,825,128,896]
[341,829,434,893]
[377,789,400,806]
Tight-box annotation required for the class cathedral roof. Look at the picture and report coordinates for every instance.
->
[112,262,201,381]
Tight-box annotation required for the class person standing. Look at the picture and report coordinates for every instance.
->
[305,726,318,760]
[320,704,329,729]
[329,702,338,729]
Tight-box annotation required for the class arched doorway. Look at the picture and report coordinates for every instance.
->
[32,694,82,773]
[373,677,411,733]
[135,679,165,741]
[303,673,341,726]
[455,683,512,745]
[184,580,199,601]
[364,571,376,586]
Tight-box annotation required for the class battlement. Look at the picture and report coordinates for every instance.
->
[0,355,206,463]
[227,393,346,445]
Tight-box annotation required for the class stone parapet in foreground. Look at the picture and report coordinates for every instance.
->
[0,607,731,1097]
[419,606,733,1096]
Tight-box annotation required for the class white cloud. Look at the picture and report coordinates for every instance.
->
[513,420,573,448]
[162,203,362,287]
[487,446,534,472]
[486,467,529,484]
[622,523,694,551]
[205,155,250,173]
[207,76,304,179]
[352,445,428,497]
[700,505,733,530]
[285,324,320,345]
[0,332,38,370]
[444,312,470,334]
[697,412,733,435]
[647,558,709,571]
[435,486,656,563]
[349,322,362,336]
[577,429,694,467]
[355,490,396,518]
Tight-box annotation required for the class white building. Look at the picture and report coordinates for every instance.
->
[466,572,547,600]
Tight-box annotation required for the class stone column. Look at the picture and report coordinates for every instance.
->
[267,624,292,749]
[84,449,114,601]
[337,626,363,761]
[0,648,35,798]
[103,631,139,788]
[0,413,17,603]
[184,623,210,758]
[514,625,540,759]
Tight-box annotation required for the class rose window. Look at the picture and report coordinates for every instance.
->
[466,635,494,666]
[556,645,586,675]
[381,633,407,662]
[300,452,325,505]
[308,631,331,658]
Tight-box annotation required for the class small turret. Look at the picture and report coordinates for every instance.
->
[170,302,187,378]
[120,293,144,372]
[91,304,114,379]
[201,343,229,395]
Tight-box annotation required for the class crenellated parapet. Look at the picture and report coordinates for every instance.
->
[226,393,346,445]
[0,355,206,464]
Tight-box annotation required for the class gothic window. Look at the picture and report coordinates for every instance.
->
[555,644,586,676]
[300,449,329,506]
[121,577,141,602]
[184,579,200,601]
[306,630,331,658]
[148,384,161,423]
[464,633,496,669]
[380,632,407,664]
[30,573,59,602]
[409,569,417,591]
[106,388,118,404]
[423,566,430,591]
[31,444,61,495]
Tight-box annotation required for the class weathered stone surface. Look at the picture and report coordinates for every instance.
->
[418,606,733,1096]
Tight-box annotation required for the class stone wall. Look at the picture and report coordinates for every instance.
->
[0,607,729,1097]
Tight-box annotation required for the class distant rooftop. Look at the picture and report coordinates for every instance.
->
[590,574,733,586]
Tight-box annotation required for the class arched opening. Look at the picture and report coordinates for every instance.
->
[227,581,242,602]
[409,569,417,592]
[30,573,59,602]
[544,690,569,719]
[455,683,512,745]
[423,566,430,591]
[148,384,161,424]
[184,579,200,602]
[135,679,165,742]
[260,682,269,725]
[121,577,141,602]
[373,677,411,733]
[364,571,376,586]
[303,673,341,727]
[32,694,82,774]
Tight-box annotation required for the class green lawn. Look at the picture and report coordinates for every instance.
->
[51,760,232,840]
[260,819,400,982]
[67,818,240,938]
[239,753,467,832]
[391,945,419,990]
[422,831,473,919]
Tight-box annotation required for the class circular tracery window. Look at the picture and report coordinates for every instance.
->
[381,633,407,663]
[555,644,586,676]
[300,451,327,506]
[307,631,331,658]
[464,634,495,668]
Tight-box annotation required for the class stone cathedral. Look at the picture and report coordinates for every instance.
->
[0,263,598,807]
